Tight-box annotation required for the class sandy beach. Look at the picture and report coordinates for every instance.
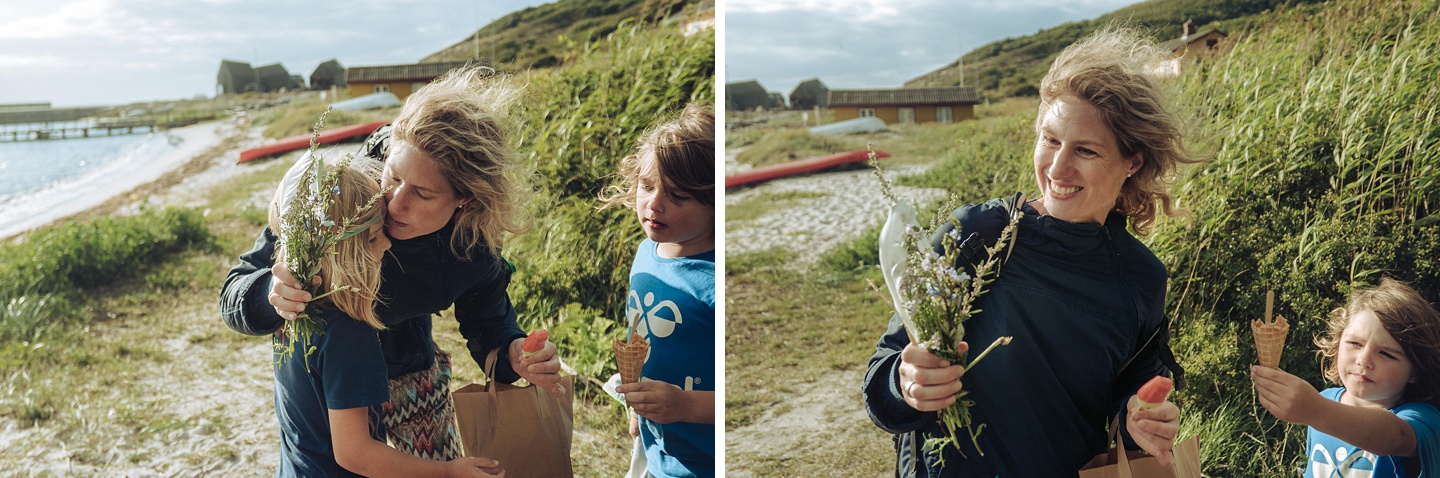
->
[0,122,256,240]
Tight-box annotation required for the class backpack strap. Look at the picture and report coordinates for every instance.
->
[949,192,1025,275]
[357,123,392,161]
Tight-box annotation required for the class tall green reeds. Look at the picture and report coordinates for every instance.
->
[1157,0,1440,473]
[505,20,713,389]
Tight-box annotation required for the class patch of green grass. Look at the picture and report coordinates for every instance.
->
[725,264,890,429]
[255,101,397,140]
[726,190,826,224]
[724,248,795,277]
[732,128,863,169]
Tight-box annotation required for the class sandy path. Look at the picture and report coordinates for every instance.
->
[723,150,949,475]
[725,160,947,267]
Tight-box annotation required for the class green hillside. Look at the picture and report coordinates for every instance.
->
[423,0,710,70]
[906,0,1329,98]
[895,0,1440,473]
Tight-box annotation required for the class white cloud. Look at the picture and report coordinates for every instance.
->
[0,53,72,69]
[727,0,932,20]
[0,0,120,40]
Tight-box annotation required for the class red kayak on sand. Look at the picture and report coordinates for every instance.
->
[238,121,388,163]
[725,149,890,188]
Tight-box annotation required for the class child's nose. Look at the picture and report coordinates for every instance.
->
[1356,351,1375,369]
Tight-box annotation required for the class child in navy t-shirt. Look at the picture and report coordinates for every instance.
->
[266,155,503,477]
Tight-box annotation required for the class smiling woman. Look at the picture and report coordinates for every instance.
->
[863,26,1201,476]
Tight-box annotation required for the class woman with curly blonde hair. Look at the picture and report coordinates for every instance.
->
[223,66,562,463]
[865,26,1200,476]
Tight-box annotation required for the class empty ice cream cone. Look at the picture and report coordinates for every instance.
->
[1252,290,1290,369]
[1252,315,1289,369]
[613,333,649,384]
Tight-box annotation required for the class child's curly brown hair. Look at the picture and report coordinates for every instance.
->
[1317,277,1440,407]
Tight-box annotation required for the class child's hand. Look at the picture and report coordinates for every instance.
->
[268,263,319,321]
[447,456,504,478]
[1251,365,1323,425]
[1126,394,1180,467]
[616,381,689,424]
[628,413,639,438]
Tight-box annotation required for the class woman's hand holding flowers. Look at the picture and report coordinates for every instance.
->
[899,341,969,412]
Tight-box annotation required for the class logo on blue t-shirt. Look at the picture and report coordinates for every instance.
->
[629,289,682,339]
[1310,443,1376,478]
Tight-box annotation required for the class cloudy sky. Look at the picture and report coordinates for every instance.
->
[725,0,1139,94]
[0,0,553,107]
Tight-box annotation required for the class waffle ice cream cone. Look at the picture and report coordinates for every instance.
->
[1252,314,1289,369]
[613,333,649,384]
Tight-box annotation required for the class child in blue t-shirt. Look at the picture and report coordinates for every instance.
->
[267,156,503,478]
[1252,277,1440,477]
[603,105,716,478]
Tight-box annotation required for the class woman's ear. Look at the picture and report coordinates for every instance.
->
[1128,154,1145,177]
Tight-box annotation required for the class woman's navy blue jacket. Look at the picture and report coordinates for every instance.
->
[863,197,1176,477]
[219,222,526,383]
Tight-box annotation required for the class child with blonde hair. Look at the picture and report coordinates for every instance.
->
[603,104,716,478]
[1252,277,1440,477]
[266,155,503,477]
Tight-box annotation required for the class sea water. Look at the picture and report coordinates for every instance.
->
[0,124,219,238]
[0,133,159,203]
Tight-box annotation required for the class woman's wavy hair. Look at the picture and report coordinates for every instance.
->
[600,104,715,210]
[1037,26,1205,235]
[391,65,531,260]
[268,159,387,330]
[1317,277,1440,407]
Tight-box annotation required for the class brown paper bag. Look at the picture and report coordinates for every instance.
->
[453,349,575,478]
[1079,417,1201,478]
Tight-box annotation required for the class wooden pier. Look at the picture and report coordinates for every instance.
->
[0,120,159,142]
[0,105,160,142]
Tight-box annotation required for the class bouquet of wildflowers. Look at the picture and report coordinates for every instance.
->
[870,146,1019,460]
[273,110,385,370]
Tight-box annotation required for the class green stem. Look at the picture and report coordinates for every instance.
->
[965,336,1013,370]
[309,284,356,302]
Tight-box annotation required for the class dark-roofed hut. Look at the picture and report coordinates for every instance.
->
[345,61,471,101]
[310,59,346,90]
[217,60,257,95]
[828,87,980,124]
[789,78,830,110]
[256,63,301,92]
[725,80,781,111]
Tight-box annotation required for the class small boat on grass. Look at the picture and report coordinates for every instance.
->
[725,149,890,189]
[238,120,388,163]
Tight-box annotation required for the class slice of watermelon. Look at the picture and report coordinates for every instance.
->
[1136,375,1173,409]
[521,329,548,357]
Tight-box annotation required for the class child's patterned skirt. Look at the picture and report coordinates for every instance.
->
[382,346,462,460]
